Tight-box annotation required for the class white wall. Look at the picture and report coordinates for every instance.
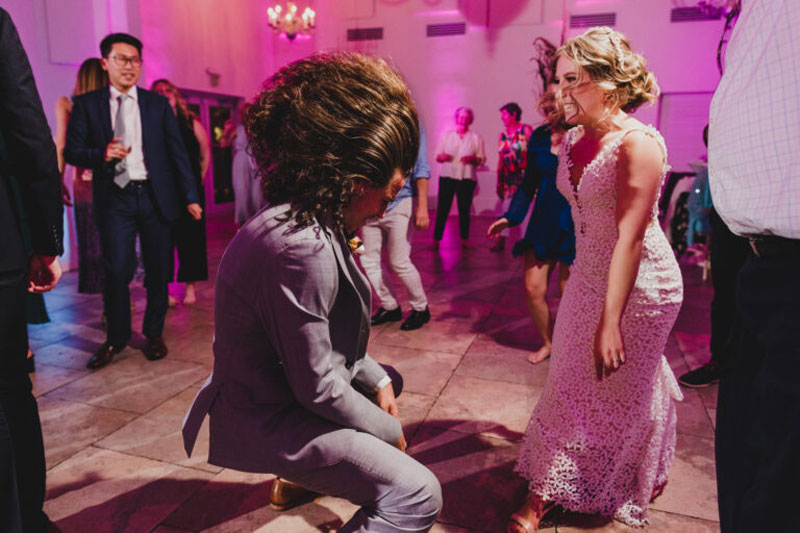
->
[136,0,274,99]
[5,0,726,232]
[287,0,724,215]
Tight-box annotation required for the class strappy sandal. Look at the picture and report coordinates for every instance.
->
[507,501,555,532]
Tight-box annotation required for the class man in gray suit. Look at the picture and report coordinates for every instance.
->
[182,53,442,532]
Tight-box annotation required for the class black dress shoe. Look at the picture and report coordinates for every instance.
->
[87,342,123,369]
[371,307,402,326]
[144,336,168,361]
[400,307,430,331]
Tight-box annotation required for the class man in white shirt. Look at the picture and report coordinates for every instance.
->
[65,33,202,368]
[708,1,800,531]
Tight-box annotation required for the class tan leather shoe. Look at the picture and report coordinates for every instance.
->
[269,478,319,511]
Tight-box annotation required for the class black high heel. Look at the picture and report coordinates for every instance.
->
[25,353,35,373]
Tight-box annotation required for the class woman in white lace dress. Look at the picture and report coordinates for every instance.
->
[508,27,683,532]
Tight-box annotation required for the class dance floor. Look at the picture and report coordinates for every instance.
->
[31,207,720,532]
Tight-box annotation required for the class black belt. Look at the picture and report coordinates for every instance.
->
[748,235,800,259]
[125,180,148,189]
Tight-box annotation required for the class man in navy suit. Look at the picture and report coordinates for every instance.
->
[64,33,201,368]
[0,8,63,531]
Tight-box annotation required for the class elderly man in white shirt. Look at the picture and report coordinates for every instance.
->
[709,1,800,531]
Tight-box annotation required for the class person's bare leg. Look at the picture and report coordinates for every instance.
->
[523,251,556,364]
[507,491,553,533]
[557,261,570,297]
[183,282,196,305]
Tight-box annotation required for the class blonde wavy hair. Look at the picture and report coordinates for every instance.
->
[555,26,658,113]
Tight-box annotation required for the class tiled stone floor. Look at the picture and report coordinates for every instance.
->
[31,208,720,532]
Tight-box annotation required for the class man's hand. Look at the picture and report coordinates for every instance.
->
[28,255,61,293]
[395,432,408,453]
[436,153,453,163]
[187,203,203,220]
[105,137,131,162]
[414,207,430,230]
[62,181,72,207]
[376,382,399,418]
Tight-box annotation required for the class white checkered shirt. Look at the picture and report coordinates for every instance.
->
[708,0,800,239]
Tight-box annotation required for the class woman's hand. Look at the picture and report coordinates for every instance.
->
[436,153,453,163]
[593,317,626,380]
[487,218,510,237]
[461,154,479,166]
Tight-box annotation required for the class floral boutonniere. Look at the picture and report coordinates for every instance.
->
[347,235,365,255]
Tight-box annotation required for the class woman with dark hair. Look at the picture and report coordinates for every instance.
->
[488,91,575,365]
[433,106,486,248]
[182,52,442,532]
[151,79,210,305]
[55,58,109,295]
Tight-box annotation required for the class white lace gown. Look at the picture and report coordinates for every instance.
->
[514,125,684,527]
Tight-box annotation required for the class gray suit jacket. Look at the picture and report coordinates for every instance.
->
[182,203,401,474]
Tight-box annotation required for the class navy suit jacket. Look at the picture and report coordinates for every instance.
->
[63,86,199,222]
[0,8,63,282]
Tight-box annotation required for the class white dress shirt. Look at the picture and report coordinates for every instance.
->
[110,85,148,181]
[435,130,485,180]
[708,0,800,239]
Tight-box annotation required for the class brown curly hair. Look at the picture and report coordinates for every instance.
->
[245,52,419,230]
[555,27,659,113]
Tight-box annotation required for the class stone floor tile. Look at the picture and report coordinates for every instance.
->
[424,375,540,440]
[408,427,530,532]
[455,334,551,388]
[696,383,719,410]
[38,396,138,469]
[676,389,715,439]
[160,468,277,531]
[44,447,213,532]
[367,343,461,396]
[650,434,718,522]
[30,363,85,397]
[400,391,437,443]
[674,331,712,370]
[45,356,209,414]
[556,508,720,532]
[95,387,221,473]
[373,315,480,355]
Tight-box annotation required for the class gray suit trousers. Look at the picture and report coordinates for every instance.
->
[276,365,441,532]
[279,430,441,533]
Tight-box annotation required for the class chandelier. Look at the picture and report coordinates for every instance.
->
[267,3,316,41]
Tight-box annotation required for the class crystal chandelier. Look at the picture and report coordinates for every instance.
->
[267,3,316,41]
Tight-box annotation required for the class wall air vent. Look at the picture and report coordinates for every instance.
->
[670,7,722,22]
[346,27,383,41]
[426,22,466,37]
[569,13,616,28]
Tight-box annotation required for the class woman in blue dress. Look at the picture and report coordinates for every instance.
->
[488,91,576,363]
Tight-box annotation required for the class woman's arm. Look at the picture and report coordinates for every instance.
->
[193,118,211,180]
[54,97,72,205]
[54,97,70,174]
[594,130,664,380]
